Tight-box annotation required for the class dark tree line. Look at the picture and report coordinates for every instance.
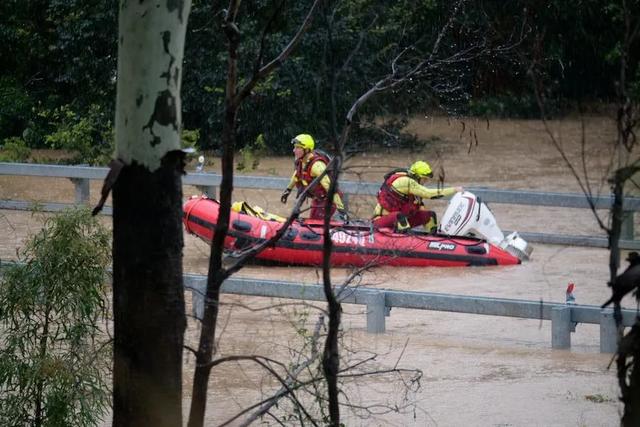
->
[1,0,636,158]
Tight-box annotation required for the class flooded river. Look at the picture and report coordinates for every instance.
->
[0,116,630,425]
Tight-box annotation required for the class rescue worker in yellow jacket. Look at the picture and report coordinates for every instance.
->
[280,134,348,220]
[373,160,463,232]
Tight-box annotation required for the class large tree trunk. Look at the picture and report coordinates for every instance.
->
[112,154,186,426]
[112,1,191,425]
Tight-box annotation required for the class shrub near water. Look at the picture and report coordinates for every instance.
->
[44,104,114,166]
[0,208,111,427]
[0,137,31,162]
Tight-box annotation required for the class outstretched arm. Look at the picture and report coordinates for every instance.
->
[394,176,461,199]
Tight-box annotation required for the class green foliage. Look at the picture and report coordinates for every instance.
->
[237,133,267,171]
[181,128,202,166]
[44,104,114,165]
[0,77,33,141]
[181,128,201,151]
[0,0,116,151]
[2,0,637,157]
[0,208,112,427]
[0,137,31,162]
[524,0,626,101]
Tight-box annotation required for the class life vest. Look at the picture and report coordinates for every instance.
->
[294,150,332,200]
[376,169,420,213]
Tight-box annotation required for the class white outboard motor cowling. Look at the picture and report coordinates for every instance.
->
[439,191,533,261]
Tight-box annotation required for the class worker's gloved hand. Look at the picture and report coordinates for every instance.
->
[337,209,349,223]
[280,188,291,204]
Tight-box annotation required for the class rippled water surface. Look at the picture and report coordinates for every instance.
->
[0,117,629,426]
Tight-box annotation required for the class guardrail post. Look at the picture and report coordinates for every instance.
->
[366,291,386,334]
[196,185,217,199]
[622,210,635,240]
[70,178,90,204]
[600,309,618,353]
[192,288,205,320]
[552,306,571,349]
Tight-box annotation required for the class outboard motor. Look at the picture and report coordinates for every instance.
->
[439,191,533,261]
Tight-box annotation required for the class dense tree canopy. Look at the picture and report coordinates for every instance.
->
[0,0,637,159]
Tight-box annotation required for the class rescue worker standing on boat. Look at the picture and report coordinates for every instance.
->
[280,134,348,221]
[373,160,463,232]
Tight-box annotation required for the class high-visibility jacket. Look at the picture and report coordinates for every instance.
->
[375,169,457,216]
[286,151,344,209]
[377,169,418,213]
[295,151,331,199]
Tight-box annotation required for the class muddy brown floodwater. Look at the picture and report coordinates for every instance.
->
[0,116,632,426]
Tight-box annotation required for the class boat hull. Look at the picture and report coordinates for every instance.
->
[183,196,520,267]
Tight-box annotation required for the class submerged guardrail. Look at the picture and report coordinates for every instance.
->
[183,273,635,354]
[0,259,632,353]
[1,162,639,249]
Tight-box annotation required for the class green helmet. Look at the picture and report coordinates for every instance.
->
[409,161,433,178]
[292,134,315,150]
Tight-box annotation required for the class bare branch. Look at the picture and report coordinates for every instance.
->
[235,0,324,105]
[330,13,379,139]
[184,345,198,356]
[239,314,325,426]
[252,0,286,77]
[218,342,422,426]
[223,165,334,276]
[429,0,466,61]
[529,69,610,233]
[205,354,319,427]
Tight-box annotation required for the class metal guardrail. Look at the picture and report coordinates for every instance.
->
[183,273,637,353]
[1,162,639,248]
[1,258,633,353]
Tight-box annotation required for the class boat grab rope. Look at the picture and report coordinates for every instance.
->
[294,219,486,247]
[411,233,487,247]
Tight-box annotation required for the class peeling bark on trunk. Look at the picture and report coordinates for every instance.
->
[113,1,190,425]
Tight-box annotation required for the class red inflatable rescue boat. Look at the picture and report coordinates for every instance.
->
[182,196,521,267]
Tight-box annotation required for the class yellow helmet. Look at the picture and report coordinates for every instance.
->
[291,134,315,150]
[409,161,433,178]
